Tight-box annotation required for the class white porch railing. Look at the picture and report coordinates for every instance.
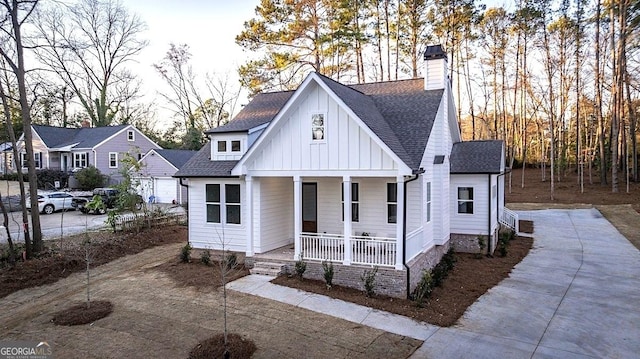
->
[500,207,519,232]
[300,232,396,267]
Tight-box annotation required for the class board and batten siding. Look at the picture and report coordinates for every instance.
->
[255,177,294,253]
[187,178,247,252]
[246,83,398,173]
[449,174,491,236]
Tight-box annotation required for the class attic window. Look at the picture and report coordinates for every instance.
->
[218,141,227,152]
[231,140,241,152]
[311,113,325,141]
[127,130,135,141]
[434,155,445,164]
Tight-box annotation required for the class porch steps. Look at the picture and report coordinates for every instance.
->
[250,261,286,277]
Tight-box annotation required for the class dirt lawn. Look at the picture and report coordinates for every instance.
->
[0,241,420,359]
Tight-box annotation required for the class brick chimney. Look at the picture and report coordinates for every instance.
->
[81,120,91,128]
[424,45,448,91]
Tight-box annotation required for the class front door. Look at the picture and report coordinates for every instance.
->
[302,182,317,233]
[61,154,69,172]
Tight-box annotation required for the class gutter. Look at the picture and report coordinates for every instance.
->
[487,174,492,256]
[403,169,424,299]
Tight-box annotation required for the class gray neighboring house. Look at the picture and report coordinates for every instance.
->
[135,149,196,204]
[16,124,161,186]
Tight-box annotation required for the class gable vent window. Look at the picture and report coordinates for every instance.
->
[127,130,135,141]
[218,141,227,152]
[311,113,325,141]
[457,187,474,214]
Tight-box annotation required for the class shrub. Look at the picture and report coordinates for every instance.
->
[225,252,238,269]
[36,169,70,190]
[180,243,192,263]
[294,254,306,278]
[413,269,434,307]
[442,247,457,271]
[361,266,378,297]
[73,166,105,190]
[200,250,211,266]
[476,235,486,259]
[322,260,334,289]
[431,264,446,287]
[497,230,513,257]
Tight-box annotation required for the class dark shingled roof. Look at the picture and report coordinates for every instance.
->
[154,149,197,170]
[183,73,446,176]
[33,124,129,149]
[174,142,238,177]
[450,140,504,174]
[206,91,294,133]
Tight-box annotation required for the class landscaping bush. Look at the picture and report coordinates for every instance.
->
[361,266,378,297]
[180,243,192,263]
[294,254,307,278]
[413,269,434,307]
[200,250,211,266]
[322,260,334,289]
[73,166,105,190]
[225,252,238,269]
[36,169,69,190]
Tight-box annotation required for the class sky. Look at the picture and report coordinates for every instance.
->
[121,0,514,124]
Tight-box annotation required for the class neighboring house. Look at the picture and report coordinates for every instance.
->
[175,45,513,298]
[135,149,196,204]
[16,123,161,186]
[0,142,13,174]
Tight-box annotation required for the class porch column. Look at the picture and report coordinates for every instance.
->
[293,175,302,260]
[343,176,352,265]
[395,175,405,270]
[245,176,254,257]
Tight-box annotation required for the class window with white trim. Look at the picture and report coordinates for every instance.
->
[341,182,359,222]
[73,152,88,168]
[231,140,241,152]
[457,187,474,214]
[127,130,135,141]
[311,113,325,141]
[109,152,118,168]
[205,183,241,224]
[217,140,227,152]
[387,183,397,224]
[206,184,221,223]
[21,152,42,169]
[426,182,432,222]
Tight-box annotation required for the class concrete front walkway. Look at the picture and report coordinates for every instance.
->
[229,209,640,358]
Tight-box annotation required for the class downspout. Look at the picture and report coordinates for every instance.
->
[487,174,492,256]
[403,170,423,299]
[179,177,189,244]
[496,170,507,231]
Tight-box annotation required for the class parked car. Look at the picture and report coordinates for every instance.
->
[72,188,143,214]
[26,192,76,214]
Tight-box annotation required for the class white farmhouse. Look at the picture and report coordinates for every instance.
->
[175,45,515,298]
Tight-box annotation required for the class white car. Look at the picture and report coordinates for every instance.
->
[26,192,76,214]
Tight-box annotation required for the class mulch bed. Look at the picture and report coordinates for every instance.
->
[0,226,187,299]
[272,235,533,327]
[154,259,250,290]
[52,300,114,326]
[189,333,257,359]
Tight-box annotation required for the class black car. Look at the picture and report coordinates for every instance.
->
[72,188,143,214]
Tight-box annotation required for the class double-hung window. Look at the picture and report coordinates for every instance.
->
[109,152,118,168]
[341,183,359,222]
[457,187,474,214]
[74,152,88,168]
[206,183,241,224]
[387,183,397,224]
[21,152,42,169]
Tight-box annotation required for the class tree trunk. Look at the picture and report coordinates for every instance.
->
[595,0,607,185]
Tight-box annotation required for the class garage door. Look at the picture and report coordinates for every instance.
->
[154,178,177,204]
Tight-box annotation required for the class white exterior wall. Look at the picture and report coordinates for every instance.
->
[210,133,248,161]
[188,178,246,252]
[450,174,491,236]
[255,177,294,253]
[245,83,399,174]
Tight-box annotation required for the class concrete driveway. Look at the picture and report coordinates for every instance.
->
[411,208,640,358]
[0,209,107,243]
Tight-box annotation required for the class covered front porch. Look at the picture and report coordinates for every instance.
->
[248,175,411,269]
